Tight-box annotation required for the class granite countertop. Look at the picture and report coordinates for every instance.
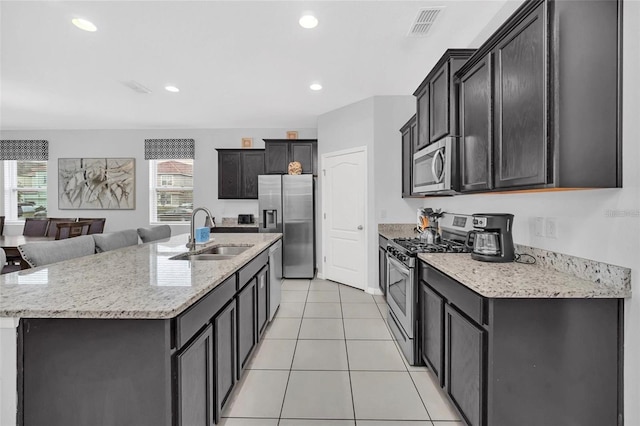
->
[418,253,631,299]
[380,222,631,298]
[0,233,281,319]
[378,223,418,240]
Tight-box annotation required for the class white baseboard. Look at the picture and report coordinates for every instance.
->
[366,287,384,296]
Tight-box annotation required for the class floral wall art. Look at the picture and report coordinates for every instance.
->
[58,158,135,209]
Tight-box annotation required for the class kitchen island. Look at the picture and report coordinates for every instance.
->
[0,232,281,426]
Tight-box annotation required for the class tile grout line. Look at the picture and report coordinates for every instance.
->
[338,283,359,426]
[277,279,310,424]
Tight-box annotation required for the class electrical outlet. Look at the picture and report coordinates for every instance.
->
[545,217,558,239]
[534,217,544,237]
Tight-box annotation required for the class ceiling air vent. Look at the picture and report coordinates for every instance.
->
[122,80,152,94]
[408,7,444,37]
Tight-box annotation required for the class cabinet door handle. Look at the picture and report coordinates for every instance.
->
[357,225,364,230]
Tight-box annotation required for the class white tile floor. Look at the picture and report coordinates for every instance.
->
[220,278,462,426]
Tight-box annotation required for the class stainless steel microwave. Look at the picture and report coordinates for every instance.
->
[412,137,457,194]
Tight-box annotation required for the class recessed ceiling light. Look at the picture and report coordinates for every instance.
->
[299,15,318,29]
[165,86,180,93]
[71,18,97,32]
[310,83,322,91]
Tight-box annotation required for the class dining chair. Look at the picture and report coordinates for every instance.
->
[22,218,50,236]
[78,218,106,235]
[55,220,92,240]
[0,215,5,235]
[18,235,96,268]
[45,218,77,238]
[137,225,171,243]
[93,229,140,253]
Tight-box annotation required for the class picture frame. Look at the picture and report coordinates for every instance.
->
[58,158,135,210]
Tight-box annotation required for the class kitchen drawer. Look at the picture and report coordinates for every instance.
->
[420,262,485,325]
[175,274,237,349]
[238,248,269,290]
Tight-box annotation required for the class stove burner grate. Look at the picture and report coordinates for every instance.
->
[393,237,470,254]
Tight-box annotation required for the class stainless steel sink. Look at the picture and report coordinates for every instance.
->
[198,245,250,256]
[170,245,252,261]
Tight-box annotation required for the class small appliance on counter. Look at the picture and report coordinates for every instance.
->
[237,214,254,224]
[417,208,443,244]
[466,213,515,262]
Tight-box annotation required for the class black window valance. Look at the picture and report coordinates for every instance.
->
[144,139,194,160]
[0,140,49,160]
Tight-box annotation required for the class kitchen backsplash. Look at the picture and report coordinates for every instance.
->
[515,244,631,295]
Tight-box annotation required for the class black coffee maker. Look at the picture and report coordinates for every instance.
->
[466,213,515,262]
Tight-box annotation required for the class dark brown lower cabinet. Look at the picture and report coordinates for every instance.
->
[256,265,269,338]
[177,324,214,426]
[419,283,444,385]
[419,261,623,426]
[237,277,257,378]
[445,304,485,426]
[214,300,237,423]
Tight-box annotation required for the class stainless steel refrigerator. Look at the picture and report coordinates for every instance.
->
[258,174,315,278]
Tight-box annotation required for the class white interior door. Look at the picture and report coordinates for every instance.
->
[322,147,366,290]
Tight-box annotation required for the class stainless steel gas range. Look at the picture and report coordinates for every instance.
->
[386,213,473,365]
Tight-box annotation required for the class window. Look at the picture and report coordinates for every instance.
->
[160,175,173,187]
[150,159,193,222]
[3,160,48,220]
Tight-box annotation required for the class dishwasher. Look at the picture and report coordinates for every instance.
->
[268,239,283,321]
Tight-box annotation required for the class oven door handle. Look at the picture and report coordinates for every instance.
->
[386,255,414,290]
[387,255,409,274]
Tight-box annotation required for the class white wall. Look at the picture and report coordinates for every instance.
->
[317,96,422,291]
[0,128,316,235]
[423,2,640,422]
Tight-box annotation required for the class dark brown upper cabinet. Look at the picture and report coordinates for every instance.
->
[217,149,265,199]
[456,0,622,192]
[459,55,493,192]
[401,115,421,198]
[263,139,318,175]
[413,49,476,151]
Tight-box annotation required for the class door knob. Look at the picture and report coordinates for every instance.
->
[357,225,363,230]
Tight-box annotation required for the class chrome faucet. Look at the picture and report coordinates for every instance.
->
[187,206,215,250]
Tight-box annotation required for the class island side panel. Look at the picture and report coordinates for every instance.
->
[0,318,19,426]
[486,298,622,426]
[19,318,173,426]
